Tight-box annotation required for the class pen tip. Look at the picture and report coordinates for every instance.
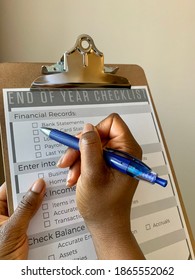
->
[40,127,51,137]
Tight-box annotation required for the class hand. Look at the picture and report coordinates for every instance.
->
[0,179,46,260]
[57,113,145,259]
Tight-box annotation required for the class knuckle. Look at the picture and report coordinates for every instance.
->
[110,112,120,119]
[80,131,97,146]
[19,192,38,212]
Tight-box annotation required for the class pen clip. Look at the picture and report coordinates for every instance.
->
[104,148,151,173]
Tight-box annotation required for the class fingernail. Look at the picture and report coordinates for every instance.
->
[66,169,72,187]
[82,123,94,134]
[31,179,45,193]
[56,155,64,167]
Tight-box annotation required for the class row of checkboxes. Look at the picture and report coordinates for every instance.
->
[42,202,51,228]
[32,124,51,229]
[32,123,42,158]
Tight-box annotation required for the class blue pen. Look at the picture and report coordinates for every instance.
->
[40,127,167,187]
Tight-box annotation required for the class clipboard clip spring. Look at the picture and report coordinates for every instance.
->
[31,34,131,89]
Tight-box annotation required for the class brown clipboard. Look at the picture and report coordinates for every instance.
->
[0,35,194,256]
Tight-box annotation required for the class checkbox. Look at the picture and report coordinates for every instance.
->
[43,212,50,219]
[35,144,41,151]
[34,137,40,143]
[48,254,55,260]
[42,203,49,210]
[33,130,39,135]
[32,123,38,128]
[35,152,42,158]
[38,173,44,178]
[145,224,151,230]
[44,220,51,228]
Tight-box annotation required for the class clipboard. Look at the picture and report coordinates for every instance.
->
[0,34,194,259]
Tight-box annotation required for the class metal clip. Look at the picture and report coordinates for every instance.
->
[31,34,130,88]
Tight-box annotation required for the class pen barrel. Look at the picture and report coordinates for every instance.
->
[50,129,80,150]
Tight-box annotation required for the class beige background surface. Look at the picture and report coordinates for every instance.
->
[0,0,195,238]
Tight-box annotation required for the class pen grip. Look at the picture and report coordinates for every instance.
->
[50,129,80,150]
[104,149,130,175]
[104,149,156,182]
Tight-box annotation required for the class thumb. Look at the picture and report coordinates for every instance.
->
[79,123,105,177]
[9,179,46,233]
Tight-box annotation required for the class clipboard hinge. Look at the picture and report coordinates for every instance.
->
[31,34,130,88]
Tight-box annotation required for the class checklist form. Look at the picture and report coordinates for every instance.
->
[2,86,194,260]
